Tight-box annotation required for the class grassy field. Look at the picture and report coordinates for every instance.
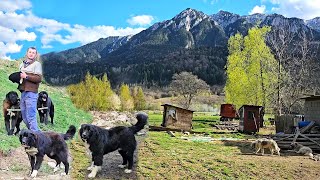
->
[148,111,221,133]
[136,130,320,180]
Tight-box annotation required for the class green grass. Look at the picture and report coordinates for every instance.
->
[0,60,92,155]
[137,131,245,179]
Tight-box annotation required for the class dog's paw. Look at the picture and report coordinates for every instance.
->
[87,162,94,171]
[124,169,132,173]
[118,164,126,168]
[60,172,66,176]
[54,166,60,173]
[88,172,97,178]
[30,170,38,178]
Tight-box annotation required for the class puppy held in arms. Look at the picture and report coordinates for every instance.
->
[19,125,76,178]
[251,138,281,156]
[80,113,148,179]
[291,142,313,158]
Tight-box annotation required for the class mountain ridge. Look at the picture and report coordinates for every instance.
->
[41,8,320,87]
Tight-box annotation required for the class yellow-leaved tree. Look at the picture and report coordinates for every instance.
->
[119,83,134,111]
[67,72,116,111]
[132,86,146,110]
[225,26,279,110]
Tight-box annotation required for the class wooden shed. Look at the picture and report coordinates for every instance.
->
[161,104,194,131]
[238,105,263,134]
[220,104,238,121]
[301,95,320,125]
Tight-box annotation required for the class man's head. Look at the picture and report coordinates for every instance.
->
[25,47,38,61]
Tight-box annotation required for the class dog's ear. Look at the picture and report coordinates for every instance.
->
[5,92,10,100]
[79,124,85,134]
[30,132,38,141]
[18,132,23,143]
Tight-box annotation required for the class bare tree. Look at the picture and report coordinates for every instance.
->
[170,72,209,109]
[282,31,320,113]
[267,26,320,114]
[267,23,295,115]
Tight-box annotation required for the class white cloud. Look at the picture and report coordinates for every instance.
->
[0,0,149,58]
[0,0,31,12]
[0,42,23,60]
[0,25,36,42]
[127,15,154,26]
[249,5,266,15]
[267,0,320,19]
[210,0,218,5]
[42,44,53,49]
[68,25,145,45]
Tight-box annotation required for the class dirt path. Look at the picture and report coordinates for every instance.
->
[81,111,146,179]
[88,136,146,180]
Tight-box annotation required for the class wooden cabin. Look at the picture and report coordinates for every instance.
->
[238,105,263,134]
[161,104,194,131]
[301,95,320,125]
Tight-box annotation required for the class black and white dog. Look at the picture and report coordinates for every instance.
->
[79,113,148,178]
[3,91,22,135]
[37,91,54,124]
[19,125,76,178]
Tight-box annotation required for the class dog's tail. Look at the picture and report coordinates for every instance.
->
[129,113,148,134]
[62,125,76,140]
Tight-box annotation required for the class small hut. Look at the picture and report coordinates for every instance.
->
[301,95,320,125]
[238,105,263,134]
[161,104,194,131]
[220,104,238,121]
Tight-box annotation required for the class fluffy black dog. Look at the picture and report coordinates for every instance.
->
[3,91,22,135]
[19,125,76,178]
[79,113,148,178]
[37,91,54,124]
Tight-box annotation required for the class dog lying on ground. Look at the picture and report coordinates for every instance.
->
[19,125,76,178]
[290,142,313,158]
[251,138,281,156]
[311,154,320,161]
[79,113,148,178]
[37,91,54,124]
[3,91,22,135]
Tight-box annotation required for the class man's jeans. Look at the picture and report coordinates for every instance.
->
[20,91,40,131]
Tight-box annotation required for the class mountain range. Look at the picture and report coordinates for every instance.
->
[41,8,320,87]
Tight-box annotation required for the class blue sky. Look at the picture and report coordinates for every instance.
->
[1,0,320,60]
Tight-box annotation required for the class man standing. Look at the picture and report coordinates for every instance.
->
[19,47,42,132]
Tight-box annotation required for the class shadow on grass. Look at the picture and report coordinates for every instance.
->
[222,140,304,157]
[222,140,254,154]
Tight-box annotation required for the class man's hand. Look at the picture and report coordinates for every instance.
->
[20,71,27,79]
